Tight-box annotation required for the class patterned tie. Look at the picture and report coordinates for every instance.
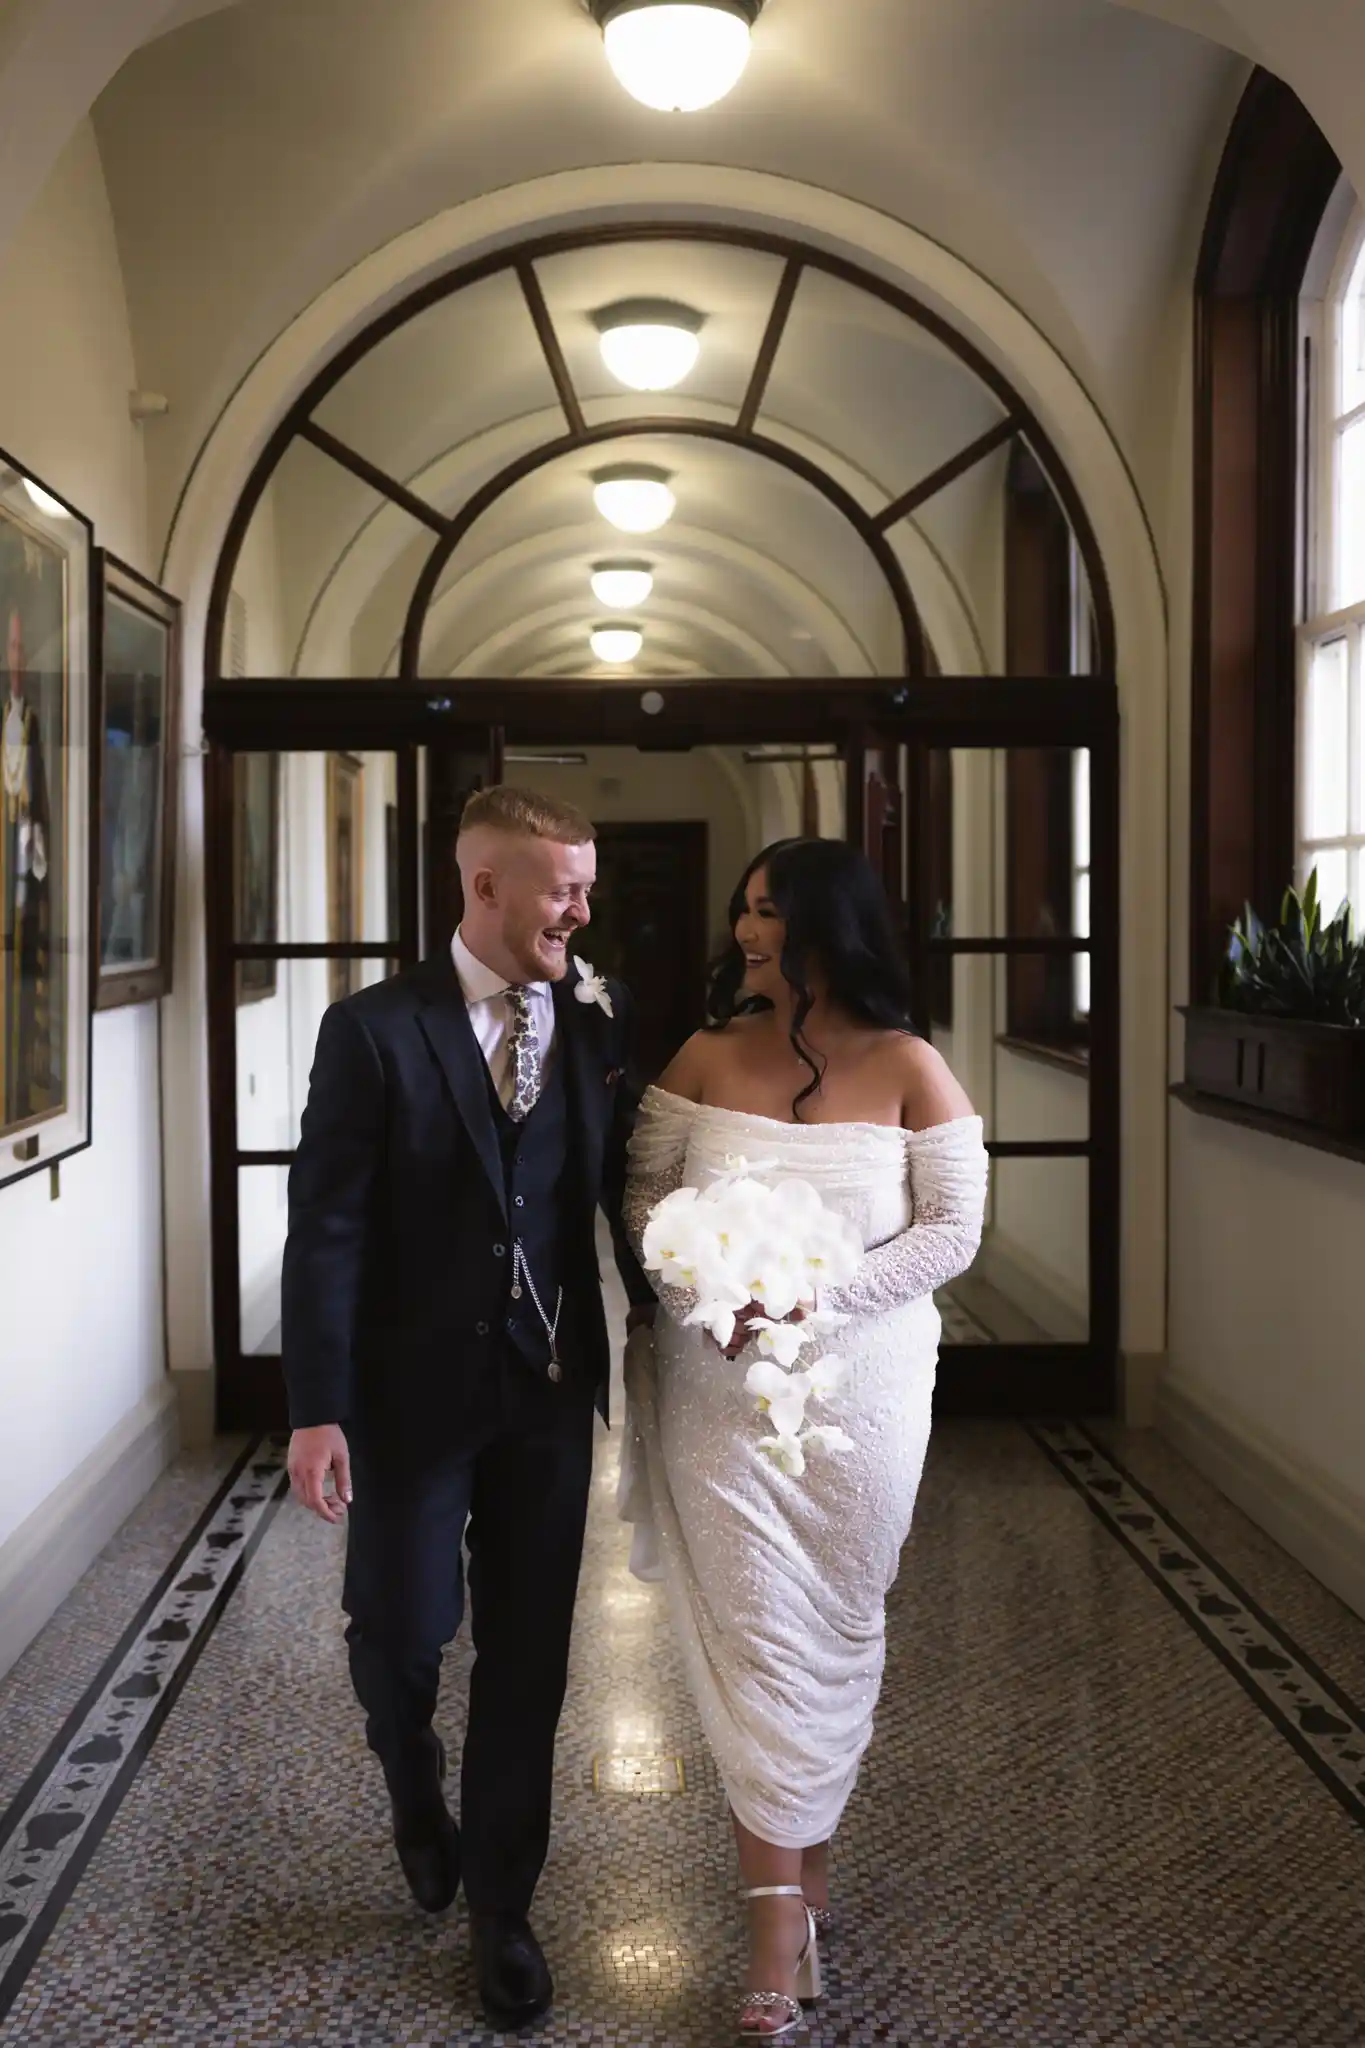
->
[504,985,543,1122]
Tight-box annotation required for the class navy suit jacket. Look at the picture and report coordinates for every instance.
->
[281,953,653,1445]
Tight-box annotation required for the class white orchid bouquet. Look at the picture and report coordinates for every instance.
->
[640,1157,864,1477]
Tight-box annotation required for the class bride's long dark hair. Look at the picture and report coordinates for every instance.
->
[706,837,919,1118]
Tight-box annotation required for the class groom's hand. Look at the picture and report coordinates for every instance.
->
[288,1425,353,1525]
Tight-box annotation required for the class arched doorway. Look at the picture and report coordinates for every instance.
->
[194,221,1121,1429]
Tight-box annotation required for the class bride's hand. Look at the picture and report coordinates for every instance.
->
[718,1301,807,1360]
[719,1303,767,1359]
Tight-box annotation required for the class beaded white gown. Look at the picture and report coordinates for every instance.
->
[619,1086,989,1849]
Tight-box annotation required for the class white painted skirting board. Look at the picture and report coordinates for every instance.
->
[1158,1372,1365,1624]
[0,1380,180,1684]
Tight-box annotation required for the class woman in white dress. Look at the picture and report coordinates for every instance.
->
[620,837,989,2037]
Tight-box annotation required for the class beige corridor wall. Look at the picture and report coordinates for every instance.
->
[0,122,168,1660]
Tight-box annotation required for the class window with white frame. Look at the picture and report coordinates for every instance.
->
[1300,203,1365,919]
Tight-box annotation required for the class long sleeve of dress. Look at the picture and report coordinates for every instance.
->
[623,1088,700,1327]
[820,1115,988,1319]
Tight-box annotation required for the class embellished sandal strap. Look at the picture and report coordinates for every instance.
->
[742,1884,806,1901]
[739,1991,802,2023]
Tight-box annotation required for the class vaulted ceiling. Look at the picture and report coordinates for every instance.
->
[10,0,1360,681]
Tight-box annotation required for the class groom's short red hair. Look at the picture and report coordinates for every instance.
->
[458,784,596,846]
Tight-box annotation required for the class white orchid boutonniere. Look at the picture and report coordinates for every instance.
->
[572,957,614,1018]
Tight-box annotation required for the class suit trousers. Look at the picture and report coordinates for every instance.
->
[342,1363,596,1915]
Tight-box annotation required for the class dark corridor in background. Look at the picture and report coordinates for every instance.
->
[589,821,709,1083]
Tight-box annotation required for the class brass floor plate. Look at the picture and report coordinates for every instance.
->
[592,1753,688,1796]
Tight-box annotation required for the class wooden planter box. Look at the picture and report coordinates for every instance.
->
[1181,1006,1365,1141]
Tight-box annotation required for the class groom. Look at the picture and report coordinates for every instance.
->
[283,785,654,2029]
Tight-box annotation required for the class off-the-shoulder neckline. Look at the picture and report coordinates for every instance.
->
[642,1084,983,1143]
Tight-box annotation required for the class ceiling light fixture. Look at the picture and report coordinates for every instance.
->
[590,623,644,664]
[21,479,67,519]
[591,560,655,609]
[593,300,704,391]
[588,0,762,114]
[592,464,676,533]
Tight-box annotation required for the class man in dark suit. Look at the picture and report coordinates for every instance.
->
[283,785,654,2030]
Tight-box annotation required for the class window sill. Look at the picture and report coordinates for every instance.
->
[996,1034,1090,1078]
[1170,1083,1365,1167]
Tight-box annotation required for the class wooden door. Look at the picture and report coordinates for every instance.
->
[589,822,709,1082]
[424,726,505,953]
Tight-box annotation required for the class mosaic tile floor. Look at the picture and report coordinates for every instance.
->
[2,1395,1365,2042]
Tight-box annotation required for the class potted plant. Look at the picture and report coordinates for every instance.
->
[1182,871,1365,1140]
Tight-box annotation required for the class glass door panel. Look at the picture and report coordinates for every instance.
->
[238,1166,290,1359]
[212,732,468,1430]
[946,1155,1090,1347]
[232,749,401,951]
[849,716,1114,1412]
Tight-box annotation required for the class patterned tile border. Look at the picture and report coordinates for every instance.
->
[1032,1419,1365,1832]
[0,1436,287,2023]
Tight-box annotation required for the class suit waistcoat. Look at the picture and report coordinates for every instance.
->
[484,1053,576,1373]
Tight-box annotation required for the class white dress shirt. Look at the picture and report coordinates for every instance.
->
[450,927,557,1110]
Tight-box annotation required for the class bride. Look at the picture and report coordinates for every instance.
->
[620,836,988,2038]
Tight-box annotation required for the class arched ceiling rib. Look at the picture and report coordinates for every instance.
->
[233,215,1038,685]
[285,389,984,682]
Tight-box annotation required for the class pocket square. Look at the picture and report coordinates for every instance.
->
[605,1067,623,1088]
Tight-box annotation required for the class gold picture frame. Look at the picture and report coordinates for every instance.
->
[326,752,365,1004]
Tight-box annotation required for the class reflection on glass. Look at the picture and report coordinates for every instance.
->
[233,750,399,960]
[238,1166,289,1357]
[932,957,1090,1148]
[924,749,1092,1079]
[939,1156,1089,1346]
[238,955,395,1154]
[926,748,1093,946]
[311,270,557,480]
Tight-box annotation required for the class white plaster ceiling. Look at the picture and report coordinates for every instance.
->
[71,0,1260,679]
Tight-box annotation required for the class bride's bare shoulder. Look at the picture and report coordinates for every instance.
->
[884,1032,975,1131]
[656,1019,757,1104]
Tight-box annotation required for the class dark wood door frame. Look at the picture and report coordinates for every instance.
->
[204,675,1104,750]
[202,676,1120,1425]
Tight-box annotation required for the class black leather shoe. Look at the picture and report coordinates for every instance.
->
[385,1738,460,1914]
[469,1911,553,2029]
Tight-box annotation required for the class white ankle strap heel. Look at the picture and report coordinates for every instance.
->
[737,1886,821,2038]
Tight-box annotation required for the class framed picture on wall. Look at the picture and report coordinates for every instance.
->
[234,751,279,1005]
[385,800,398,950]
[0,451,95,1192]
[327,751,364,1004]
[96,556,181,1010]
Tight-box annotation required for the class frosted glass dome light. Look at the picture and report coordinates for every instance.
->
[594,0,760,114]
[22,479,67,518]
[594,300,703,391]
[590,623,645,664]
[592,464,676,534]
[591,561,655,609]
